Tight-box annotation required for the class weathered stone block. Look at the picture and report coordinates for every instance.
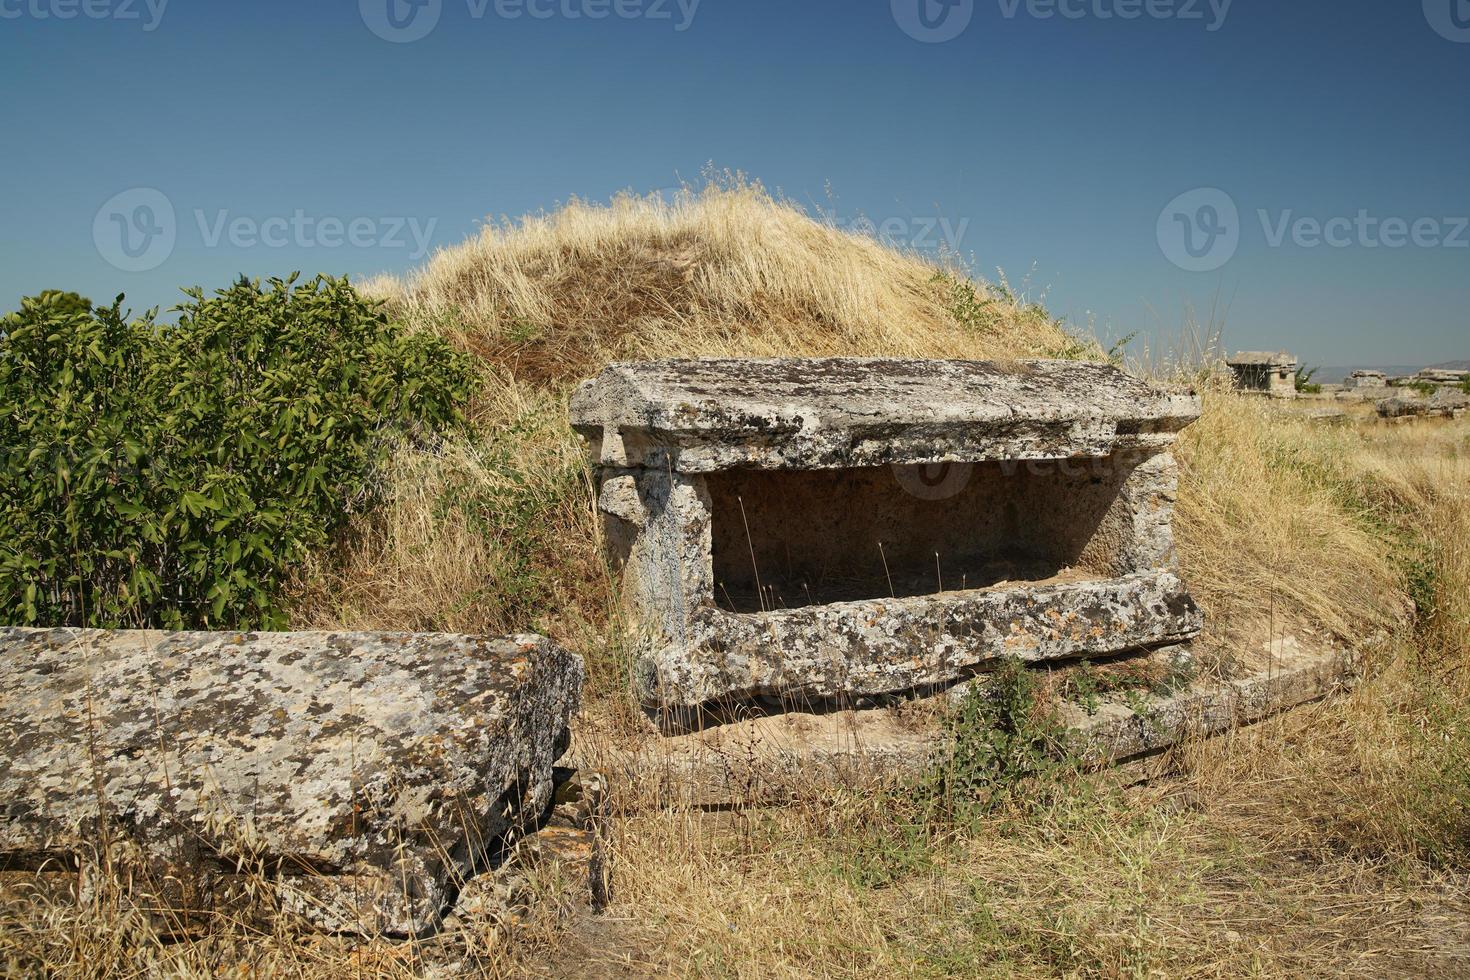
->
[639,570,1202,712]
[571,358,1203,721]
[0,628,583,936]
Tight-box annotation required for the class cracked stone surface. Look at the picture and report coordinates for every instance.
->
[0,628,583,935]
[571,358,1201,472]
[636,570,1203,712]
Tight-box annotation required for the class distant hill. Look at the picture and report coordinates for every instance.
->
[1427,360,1470,372]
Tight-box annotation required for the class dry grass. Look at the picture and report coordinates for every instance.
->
[287,184,1467,977]
[566,418,1470,978]
[1174,387,1407,672]
[359,177,1075,387]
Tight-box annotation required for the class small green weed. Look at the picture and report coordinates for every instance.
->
[923,658,1083,826]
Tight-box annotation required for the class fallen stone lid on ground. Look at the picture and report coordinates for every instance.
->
[0,628,583,936]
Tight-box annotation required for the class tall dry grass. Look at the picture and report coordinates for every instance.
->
[1173,387,1406,670]
[278,186,1470,977]
[359,178,1075,386]
[560,416,1470,978]
[295,180,1410,706]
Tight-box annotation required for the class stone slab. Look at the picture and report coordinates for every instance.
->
[638,570,1203,717]
[0,628,583,935]
[571,358,1201,472]
[585,637,1355,808]
[1227,351,1297,368]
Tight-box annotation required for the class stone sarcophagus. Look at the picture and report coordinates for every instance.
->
[571,358,1204,721]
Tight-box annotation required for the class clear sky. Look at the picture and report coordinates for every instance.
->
[2,0,1467,367]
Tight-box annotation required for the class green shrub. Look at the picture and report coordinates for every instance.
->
[0,275,477,630]
[922,659,1082,826]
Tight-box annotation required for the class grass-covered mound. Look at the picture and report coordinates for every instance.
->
[287,181,1108,688]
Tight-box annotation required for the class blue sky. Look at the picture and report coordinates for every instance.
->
[2,0,1467,367]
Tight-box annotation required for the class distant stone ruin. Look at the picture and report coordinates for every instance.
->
[1345,369,1388,389]
[1379,387,1470,421]
[0,628,590,936]
[1412,367,1470,387]
[1228,351,1298,398]
[572,358,1204,727]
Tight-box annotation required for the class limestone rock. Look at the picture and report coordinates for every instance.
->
[572,358,1201,472]
[0,628,583,936]
[638,570,1203,716]
[1379,389,1468,419]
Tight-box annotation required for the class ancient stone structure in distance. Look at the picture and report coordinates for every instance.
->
[571,358,1204,724]
[1228,351,1298,398]
[1345,369,1389,390]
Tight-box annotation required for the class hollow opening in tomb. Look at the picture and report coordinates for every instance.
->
[707,455,1140,613]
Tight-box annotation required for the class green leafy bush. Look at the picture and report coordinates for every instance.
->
[0,275,477,630]
[1295,365,1322,394]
